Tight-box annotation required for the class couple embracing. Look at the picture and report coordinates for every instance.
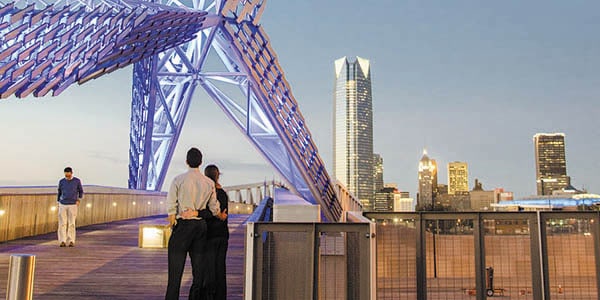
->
[165,147,229,300]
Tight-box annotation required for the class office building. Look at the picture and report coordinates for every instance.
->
[394,195,415,212]
[418,149,437,208]
[470,190,495,211]
[373,153,384,194]
[534,133,570,195]
[448,162,469,195]
[333,56,374,210]
[374,187,395,212]
[437,184,448,196]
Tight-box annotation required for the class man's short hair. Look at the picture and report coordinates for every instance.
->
[64,167,73,173]
[204,164,220,182]
[186,148,203,168]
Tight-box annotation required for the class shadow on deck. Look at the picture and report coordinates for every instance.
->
[0,214,248,300]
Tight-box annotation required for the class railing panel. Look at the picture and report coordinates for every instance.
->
[426,219,475,300]
[374,218,417,299]
[247,222,372,300]
[252,224,314,300]
[483,217,534,298]
[544,215,598,299]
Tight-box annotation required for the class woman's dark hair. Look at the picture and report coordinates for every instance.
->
[204,164,220,183]
[186,148,203,168]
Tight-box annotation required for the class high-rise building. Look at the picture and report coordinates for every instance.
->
[394,195,415,212]
[373,153,384,194]
[333,56,374,210]
[448,162,469,195]
[437,184,448,195]
[374,187,395,211]
[418,149,437,208]
[534,133,570,195]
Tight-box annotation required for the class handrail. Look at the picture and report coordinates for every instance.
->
[246,196,273,223]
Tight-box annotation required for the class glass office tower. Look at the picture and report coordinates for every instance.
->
[534,133,570,195]
[333,56,374,210]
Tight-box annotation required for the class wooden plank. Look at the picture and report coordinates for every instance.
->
[0,214,248,299]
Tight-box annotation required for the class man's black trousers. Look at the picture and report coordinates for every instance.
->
[165,219,207,300]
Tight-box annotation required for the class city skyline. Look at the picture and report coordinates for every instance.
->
[0,1,598,200]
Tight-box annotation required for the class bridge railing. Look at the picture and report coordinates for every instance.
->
[365,211,600,300]
[0,186,166,242]
[246,196,273,223]
[224,181,282,206]
[334,180,363,219]
[244,221,374,300]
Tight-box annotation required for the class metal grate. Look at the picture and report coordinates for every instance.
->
[484,219,534,299]
[248,222,372,300]
[545,217,598,299]
[260,231,312,299]
[376,219,417,299]
[319,232,347,300]
[426,219,475,300]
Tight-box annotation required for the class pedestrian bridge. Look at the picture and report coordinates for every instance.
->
[0,214,249,299]
[2,186,600,299]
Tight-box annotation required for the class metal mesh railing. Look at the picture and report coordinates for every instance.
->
[483,218,534,298]
[375,218,417,299]
[544,215,598,299]
[366,211,600,300]
[426,219,475,300]
[246,222,373,300]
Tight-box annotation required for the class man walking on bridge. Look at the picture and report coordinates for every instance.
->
[165,148,220,300]
[57,167,83,247]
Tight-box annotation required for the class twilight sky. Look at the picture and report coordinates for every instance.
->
[1,1,599,199]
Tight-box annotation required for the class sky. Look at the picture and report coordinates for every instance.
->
[1,1,599,199]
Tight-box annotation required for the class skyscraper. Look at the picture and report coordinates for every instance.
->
[534,133,570,195]
[333,56,374,210]
[373,153,384,194]
[448,162,469,195]
[418,150,437,208]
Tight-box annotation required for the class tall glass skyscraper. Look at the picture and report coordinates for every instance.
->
[333,56,374,210]
[418,150,437,209]
[373,153,384,194]
[534,133,570,195]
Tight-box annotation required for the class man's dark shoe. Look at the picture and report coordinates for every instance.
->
[68,242,74,247]
[60,242,66,247]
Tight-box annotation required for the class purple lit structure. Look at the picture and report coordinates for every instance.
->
[0,0,351,220]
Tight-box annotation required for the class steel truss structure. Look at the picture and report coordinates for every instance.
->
[0,0,351,220]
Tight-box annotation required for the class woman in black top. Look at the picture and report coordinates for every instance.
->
[204,164,229,300]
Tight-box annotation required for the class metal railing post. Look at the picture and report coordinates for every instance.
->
[593,212,600,299]
[474,213,486,300]
[6,254,36,300]
[244,223,256,300]
[416,213,427,300]
[529,212,545,300]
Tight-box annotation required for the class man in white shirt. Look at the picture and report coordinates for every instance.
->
[165,147,220,300]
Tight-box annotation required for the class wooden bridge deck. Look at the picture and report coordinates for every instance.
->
[0,214,248,299]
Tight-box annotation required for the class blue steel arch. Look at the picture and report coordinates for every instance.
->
[0,0,348,220]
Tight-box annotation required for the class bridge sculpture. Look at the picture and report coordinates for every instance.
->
[0,0,359,220]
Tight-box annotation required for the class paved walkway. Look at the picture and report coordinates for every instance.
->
[0,214,248,299]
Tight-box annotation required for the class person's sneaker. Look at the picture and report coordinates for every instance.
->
[68,242,74,247]
[60,242,66,247]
